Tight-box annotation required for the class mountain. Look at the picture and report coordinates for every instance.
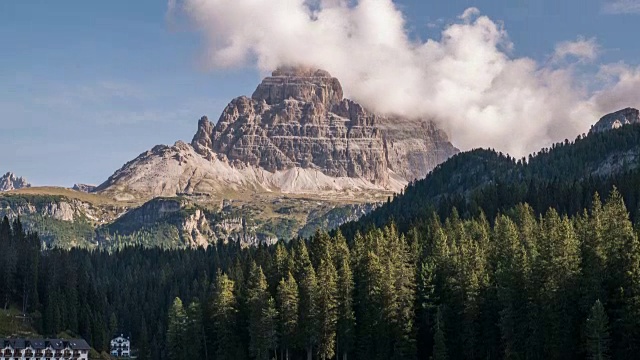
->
[0,172,31,191]
[342,109,640,237]
[0,67,458,248]
[97,67,457,200]
[591,107,640,133]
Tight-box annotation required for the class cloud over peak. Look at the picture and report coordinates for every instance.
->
[170,0,640,157]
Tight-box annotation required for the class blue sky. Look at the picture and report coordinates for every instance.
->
[1,0,639,186]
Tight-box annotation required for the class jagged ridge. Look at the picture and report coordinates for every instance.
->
[0,172,31,192]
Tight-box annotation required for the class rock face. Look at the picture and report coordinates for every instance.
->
[72,184,97,193]
[98,67,458,200]
[0,200,77,222]
[193,67,389,185]
[0,172,31,191]
[95,140,401,201]
[191,67,458,187]
[591,108,640,133]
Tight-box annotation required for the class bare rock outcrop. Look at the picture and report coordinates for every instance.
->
[192,67,457,186]
[72,184,97,193]
[99,67,458,201]
[591,108,640,133]
[0,172,31,191]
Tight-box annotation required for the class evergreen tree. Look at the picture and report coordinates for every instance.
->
[493,215,529,359]
[137,318,151,360]
[262,296,279,360]
[211,273,240,360]
[186,301,204,360]
[585,300,610,360]
[294,239,319,360]
[578,194,607,312]
[352,230,384,360]
[167,297,187,360]
[384,226,417,360]
[271,241,293,293]
[432,307,448,360]
[536,209,580,358]
[247,263,277,360]
[109,312,119,337]
[335,232,355,360]
[316,258,338,360]
[602,188,640,357]
[277,272,299,360]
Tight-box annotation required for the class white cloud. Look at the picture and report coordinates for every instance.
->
[553,37,599,63]
[603,0,640,14]
[170,1,639,157]
[591,63,640,111]
[459,7,481,21]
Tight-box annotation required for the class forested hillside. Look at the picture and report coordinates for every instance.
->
[2,187,640,359]
[341,124,640,237]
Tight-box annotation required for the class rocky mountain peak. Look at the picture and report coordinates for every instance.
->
[188,67,458,186]
[591,107,640,133]
[251,66,344,107]
[0,172,31,191]
[102,68,458,200]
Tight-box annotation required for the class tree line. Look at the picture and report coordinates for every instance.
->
[2,188,640,359]
[344,125,640,238]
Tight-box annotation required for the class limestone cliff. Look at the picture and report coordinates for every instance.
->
[0,172,31,192]
[191,67,457,188]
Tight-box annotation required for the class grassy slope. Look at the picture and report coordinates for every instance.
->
[4,187,139,206]
[0,308,39,338]
[2,184,391,247]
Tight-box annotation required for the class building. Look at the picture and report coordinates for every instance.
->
[0,338,90,360]
[110,335,130,358]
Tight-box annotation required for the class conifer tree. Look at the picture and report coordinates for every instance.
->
[578,194,607,311]
[316,258,338,360]
[353,230,384,360]
[602,188,640,357]
[272,241,292,281]
[432,307,448,360]
[137,318,151,360]
[247,263,276,360]
[167,297,187,360]
[211,273,239,360]
[537,209,580,357]
[262,296,279,360]
[384,226,417,360]
[334,232,355,360]
[493,215,528,359]
[293,239,319,360]
[277,272,299,360]
[186,301,204,360]
[585,300,610,360]
[310,230,333,270]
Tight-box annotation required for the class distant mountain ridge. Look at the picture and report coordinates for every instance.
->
[591,107,640,133]
[342,109,640,237]
[0,172,31,191]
